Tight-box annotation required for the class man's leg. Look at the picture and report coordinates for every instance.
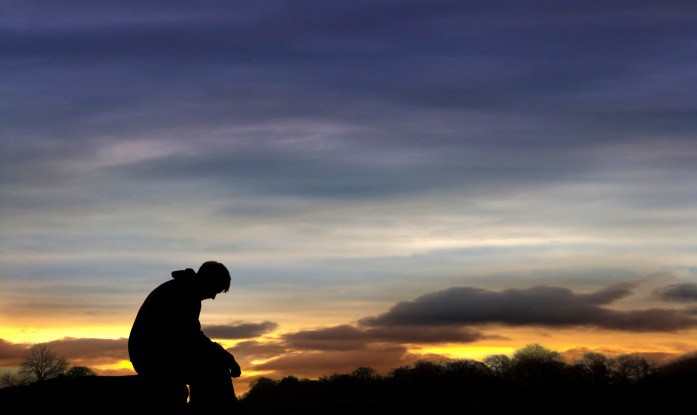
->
[187,353,237,413]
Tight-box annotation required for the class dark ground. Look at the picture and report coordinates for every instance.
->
[0,375,691,415]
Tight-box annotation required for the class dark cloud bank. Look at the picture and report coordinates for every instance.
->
[361,282,697,332]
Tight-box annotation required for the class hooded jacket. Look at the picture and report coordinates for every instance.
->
[128,269,217,378]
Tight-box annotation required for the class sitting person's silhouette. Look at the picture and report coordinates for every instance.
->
[129,261,241,414]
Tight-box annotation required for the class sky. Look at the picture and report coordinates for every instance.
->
[1,0,697,395]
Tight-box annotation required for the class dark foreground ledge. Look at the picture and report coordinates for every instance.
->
[1,375,693,415]
[0,375,147,414]
[240,385,693,415]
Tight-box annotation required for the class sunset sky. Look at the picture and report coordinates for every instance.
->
[1,1,697,395]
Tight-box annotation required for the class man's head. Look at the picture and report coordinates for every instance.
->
[196,261,231,300]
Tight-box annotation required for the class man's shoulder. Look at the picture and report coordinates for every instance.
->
[149,278,196,300]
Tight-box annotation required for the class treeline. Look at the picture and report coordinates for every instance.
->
[242,344,696,413]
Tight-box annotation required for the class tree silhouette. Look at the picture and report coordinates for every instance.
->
[484,354,512,378]
[610,354,653,384]
[512,343,564,364]
[577,352,611,384]
[1,370,27,388]
[18,345,68,382]
[245,377,279,401]
[651,353,697,385]
[510,344,567,386]
[351,366,379,381]
[65,366,97,377]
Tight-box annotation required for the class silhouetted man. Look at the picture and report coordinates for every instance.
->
[129,261,241,414]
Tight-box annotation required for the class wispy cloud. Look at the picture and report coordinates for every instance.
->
[282,324,489,351]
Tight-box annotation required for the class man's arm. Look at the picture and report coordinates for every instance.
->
[188,306,242,377]
[212,342,242,378]
[184,297,242,377]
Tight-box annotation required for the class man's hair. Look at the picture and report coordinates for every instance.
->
[197,261,231,293]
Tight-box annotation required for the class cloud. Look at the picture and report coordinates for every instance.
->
[282,324,489,351]
[281,325,367,351]
[360,282,697,332]
[203,321,278,339]
[41,337,129,365]
[653,283,697,303]
[222,321,489,378]
[228,340,289,361]
[0,338,29,366]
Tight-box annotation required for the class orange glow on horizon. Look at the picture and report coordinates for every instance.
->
[0,325,131,344]
[95,360,134,372]
[414,346,517,361]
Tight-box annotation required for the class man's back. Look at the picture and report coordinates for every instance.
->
[129,274,202,377]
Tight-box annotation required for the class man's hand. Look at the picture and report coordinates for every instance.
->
[213,342,242,378]
[228,357,242,378]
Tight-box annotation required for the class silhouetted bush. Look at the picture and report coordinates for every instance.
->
[506,343,584,389]
[0,371,27,388]
[65,366,97,377]
[610,354,654,384]
[649,353,697,384]
[575,352,612,384]
[245,377,280,401]
[483,354,512,379]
